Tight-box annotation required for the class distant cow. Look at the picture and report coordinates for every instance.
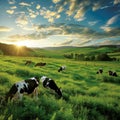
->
[58,66,66,72]
[25,60,32,65]
[108,70,118,77]
[35,62,46,67]
[40,76,62,98]
[5,77,39,102]
[96,68,103,74]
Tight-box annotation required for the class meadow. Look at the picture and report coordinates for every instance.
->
[0,54,120,120]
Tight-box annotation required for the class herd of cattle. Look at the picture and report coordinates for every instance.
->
[25,60,46,67]
[5,62,66,102]
[5,76,63,102]
[96,68,118,77]
[5,60,118,102]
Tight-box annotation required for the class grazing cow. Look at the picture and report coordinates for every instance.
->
[25,60,32,65]
[5,77,39,102]
[58,66,66,72]
[40,76,62,98]
[96,68,103,74]
[108,70,118,77]
[35,62,46,67]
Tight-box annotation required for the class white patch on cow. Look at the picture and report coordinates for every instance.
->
[62,66,65,70]
[15,81,28,93]
[40,76,47,83]
[31,77,36,80]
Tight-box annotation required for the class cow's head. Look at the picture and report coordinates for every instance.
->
[55,87,62,98]
[40,76,46,82]
[34,76,39,82]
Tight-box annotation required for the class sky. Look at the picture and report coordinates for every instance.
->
[0,0,120,48]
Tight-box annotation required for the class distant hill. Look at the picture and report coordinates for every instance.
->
[40,45,120,59]
[0,43,120,59]
[42,45,120,55]
[0,42,33,56]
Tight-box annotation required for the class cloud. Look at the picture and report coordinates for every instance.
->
[58,6,64,13]
[8,0,16,4]
[58,39,73,46]
[55,0,90,21]
[100,5,110,9]
[101,14,120,33]
[107,27,120,36]
[27,8,39,18]
[106,14,120,26]
[19,2,31,7]
[52,0,61,4]
[74,10,86,21]
[16,14,28,26]
[88,21,98,26]
[94,38,120,46]
[54,0,114,21]
[66,0,76,16]
[4,21,119,47]
[10,6,17,9]
[40,8,61,23]
[12,24,105,41]
[114,0,120,4]
[6,9,14,14]
[36,4,41,9]
[92,2,101,11]
[6,23,120,47]
[22,26,35,31]
[9,34,28,40]
[101,26,112,32]
[0,26,13,32]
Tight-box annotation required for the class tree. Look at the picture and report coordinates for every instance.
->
[96,53,111,61]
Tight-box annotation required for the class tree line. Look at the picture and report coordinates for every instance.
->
[64,53,119,61]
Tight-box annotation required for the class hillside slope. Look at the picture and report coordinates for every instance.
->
[0,43,120,58]
[0,43,33,56]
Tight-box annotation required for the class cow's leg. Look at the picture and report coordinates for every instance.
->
[33,88,38,100]
[17,93,23,101]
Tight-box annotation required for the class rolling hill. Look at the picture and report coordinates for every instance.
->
[0,42,120,59]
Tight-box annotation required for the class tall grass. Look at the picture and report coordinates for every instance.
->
[0,56,120,120]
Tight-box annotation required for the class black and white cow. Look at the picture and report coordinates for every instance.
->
[40,76,62,98]
[108,70,118,77]
[5,77,39,102]
[96,68,103,74]
[58,66,66,72]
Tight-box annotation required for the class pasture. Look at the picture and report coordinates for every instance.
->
[0,55,120,120]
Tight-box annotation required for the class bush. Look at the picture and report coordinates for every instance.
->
[96,53,111,61]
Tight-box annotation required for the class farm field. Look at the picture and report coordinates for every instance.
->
[0,55,120,120]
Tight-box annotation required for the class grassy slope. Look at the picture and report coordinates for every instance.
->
[33,46,119,59]
[0,54,120,120]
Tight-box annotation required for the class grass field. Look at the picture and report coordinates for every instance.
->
[0,55,120,120]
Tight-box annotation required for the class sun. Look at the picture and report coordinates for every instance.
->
[15,40,30,47]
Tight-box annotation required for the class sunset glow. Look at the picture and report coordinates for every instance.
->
[0,0,120,47]
[15,40,31,47]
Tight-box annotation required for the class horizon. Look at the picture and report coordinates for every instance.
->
[0,0,120,48]
[0,41,120,49]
